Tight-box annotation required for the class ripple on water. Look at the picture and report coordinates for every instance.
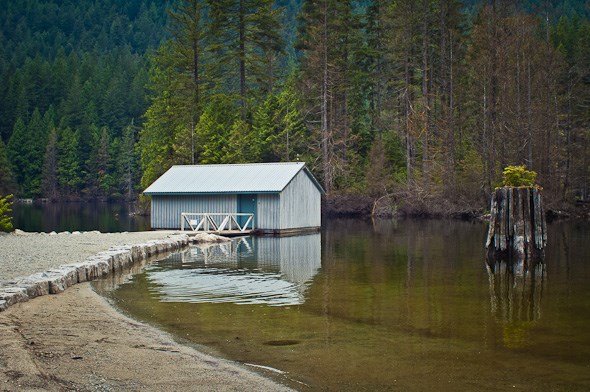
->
[145,267,307,306]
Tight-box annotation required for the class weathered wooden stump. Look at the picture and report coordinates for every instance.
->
[485,187,546,270]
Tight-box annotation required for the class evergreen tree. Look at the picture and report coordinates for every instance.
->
[139,43,179,189]
[7,109,47,197]
[252,80,309,162]
[207,0,285,117]
[139,0,209,187]
[0,194,13,233]
[118,124,139,200]
[0,138,14,195]
[194,95,237,164]
[7,118,28,193]
[225,119,256,163]
[27,108,48,195]
[96,126,113,198]
[297,0,362,191]
[42,127,59,200]
[57,126,81,196]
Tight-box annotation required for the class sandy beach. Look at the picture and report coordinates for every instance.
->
[0,231,293,391]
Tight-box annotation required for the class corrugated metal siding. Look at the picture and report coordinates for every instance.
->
[279,170,322,229]
[150,169,321,230]
[256,194,280,230]
[151,195,237,229]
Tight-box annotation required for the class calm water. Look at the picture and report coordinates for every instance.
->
[12,202,150,232]
[99,219,590,391]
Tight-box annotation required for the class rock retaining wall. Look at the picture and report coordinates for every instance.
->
[0,234,190,312]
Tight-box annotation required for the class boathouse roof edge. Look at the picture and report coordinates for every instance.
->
[143,162,325,195]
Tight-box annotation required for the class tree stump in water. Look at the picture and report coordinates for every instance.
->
[485,187,546,270]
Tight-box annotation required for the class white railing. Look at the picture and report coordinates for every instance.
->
[180,212,255,233]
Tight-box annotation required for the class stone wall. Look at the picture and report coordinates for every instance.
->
[0,234,190,311]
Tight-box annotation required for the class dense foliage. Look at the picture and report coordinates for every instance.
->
[0,194,13,232]
[501,165,538,187]
[0,0,170,199]
[1,0,589,214]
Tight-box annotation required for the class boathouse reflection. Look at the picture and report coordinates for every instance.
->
[146,234,322,306]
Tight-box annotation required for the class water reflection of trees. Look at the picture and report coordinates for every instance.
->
[485,259,546,348]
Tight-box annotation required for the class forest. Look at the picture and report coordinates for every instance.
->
[0,0,588,217]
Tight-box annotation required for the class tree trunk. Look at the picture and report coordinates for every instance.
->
[239,0,246,121]
[321,0,331,193]
[421,0,429,178]
[404,43,412,181]
[486,187,546,272]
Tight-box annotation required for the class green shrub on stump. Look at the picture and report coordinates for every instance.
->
[0,194,14,232]
[501,165,538,187]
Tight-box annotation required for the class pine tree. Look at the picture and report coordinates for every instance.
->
[139,0,209,187]
[252,80,309,162]
[225,119,256,163]
[207,0,284,118]
[7,109,47,197]
[297,0,360,192]
[42,127,59,200]
[57,126,81,196]
[0,137,14,195]
[26,107,48,195]
[139,44,178,188]
[119,124,139,200]
[96,127,112,198]
[194,95,237,164]
[7,118,28,193]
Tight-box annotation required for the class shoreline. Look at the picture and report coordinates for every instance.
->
[0,231,293,391]
[0,284,293,391]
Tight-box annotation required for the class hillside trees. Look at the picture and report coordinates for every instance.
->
[356,0,589,211]
[552,15,590,201]
[1,0,589,214]
[7,110,47,197]
[0,0,167,199]
[465,3,565,203]
[296,0,466,200]
[207,0,285,114]
[139,0,289,187]
[297,0,369,193]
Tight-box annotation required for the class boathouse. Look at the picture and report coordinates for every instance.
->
[143,162,324,234]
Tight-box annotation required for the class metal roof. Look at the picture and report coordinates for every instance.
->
[143,162,325,195]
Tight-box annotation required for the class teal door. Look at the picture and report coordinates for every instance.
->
[237,194,257,228]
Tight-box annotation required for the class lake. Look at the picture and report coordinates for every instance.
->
[11,201,150,232]
[97,218,590,391]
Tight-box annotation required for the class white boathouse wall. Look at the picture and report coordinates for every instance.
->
[147,163,323,231]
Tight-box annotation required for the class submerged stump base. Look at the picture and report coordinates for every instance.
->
[485,187,547,273]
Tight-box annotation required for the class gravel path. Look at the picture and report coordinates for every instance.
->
[0,230,178,281]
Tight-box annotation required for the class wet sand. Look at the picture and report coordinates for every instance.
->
[0,283,293,391]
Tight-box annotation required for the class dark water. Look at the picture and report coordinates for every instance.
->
[99,219,590,391]
[12,202,150,232]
